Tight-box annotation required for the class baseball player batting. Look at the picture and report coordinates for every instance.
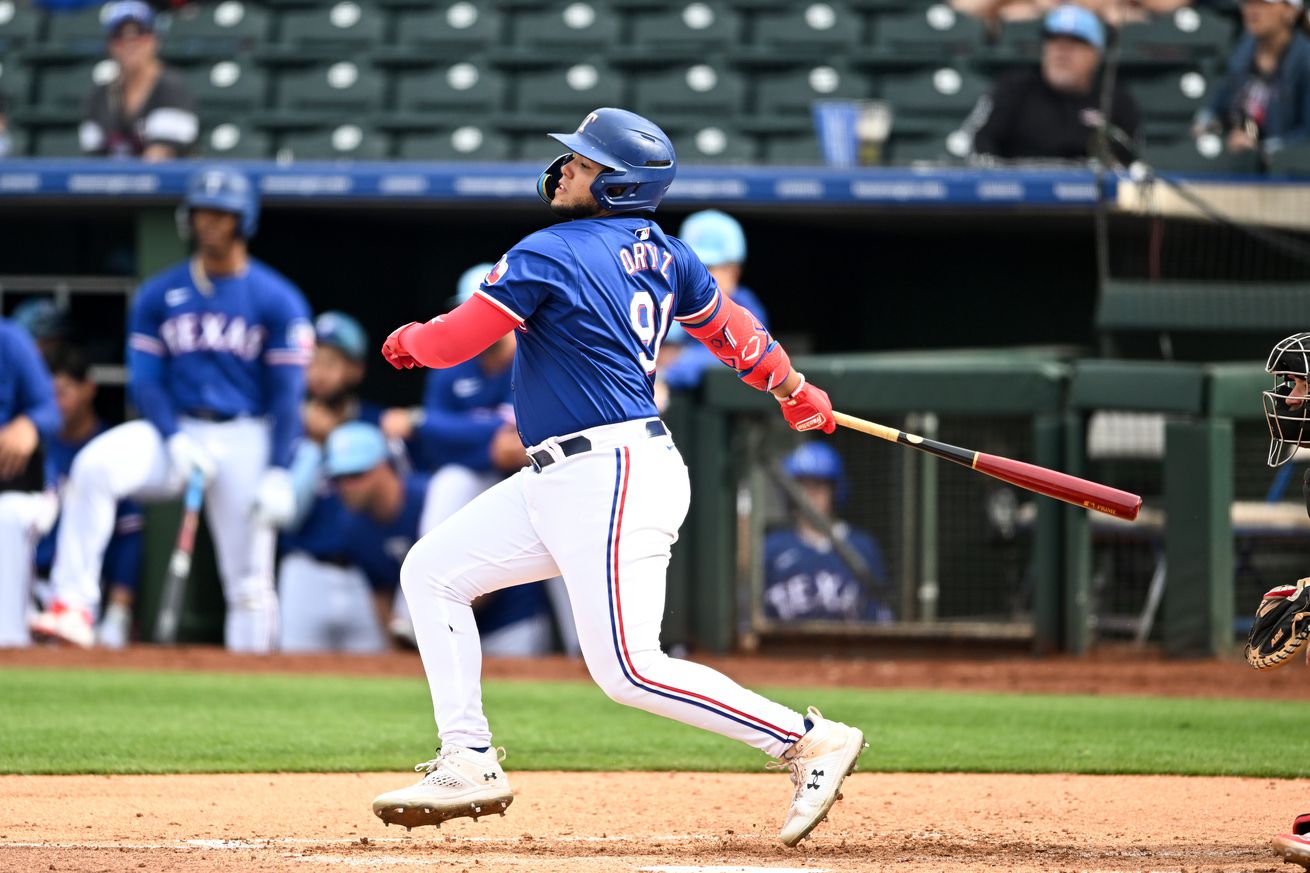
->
[374,108,865,847]
[30,166,312,651]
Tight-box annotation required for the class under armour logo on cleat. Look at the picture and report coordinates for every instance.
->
[806,769,823,790]
[484,773,497,782]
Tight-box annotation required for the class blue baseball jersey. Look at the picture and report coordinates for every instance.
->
[0,316,59,439]
[762,525,891,623]
[340,472,432,591]
[476,216,720,445]
[37,422,143,587]
[660,285,769,391]
[127,258,313,467]
[413,357,513,472]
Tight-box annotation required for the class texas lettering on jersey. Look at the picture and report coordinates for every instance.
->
[158,312,266,360]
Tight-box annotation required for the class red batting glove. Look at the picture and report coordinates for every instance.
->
[777,374,836,434]
[382,322,420,370]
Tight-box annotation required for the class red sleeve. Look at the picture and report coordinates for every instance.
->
[401,294,520,369]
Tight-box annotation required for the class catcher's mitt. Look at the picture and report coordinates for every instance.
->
[1246,578,1310,670]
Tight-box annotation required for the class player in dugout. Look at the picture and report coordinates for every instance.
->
[373,107,865,847]
[30,166,312,652]
[1248,332,1310,869]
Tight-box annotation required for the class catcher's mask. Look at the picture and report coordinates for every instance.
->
[1264,332,1310,467]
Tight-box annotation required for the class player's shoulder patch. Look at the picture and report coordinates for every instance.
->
[485,255,509,286]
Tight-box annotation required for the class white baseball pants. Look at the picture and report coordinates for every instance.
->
[277,552,385,653]
[400,418,806,759]
[0,491,54,647]
[48,417,278,652]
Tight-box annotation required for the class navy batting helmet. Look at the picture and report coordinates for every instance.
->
[178,166,259,239]
[783,442,849,505]
[537,108,676,213]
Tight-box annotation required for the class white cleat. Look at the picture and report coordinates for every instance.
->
[372,745,513,830]
[95,603,132,650]
[772,706,868,848]
[29,601,95,649]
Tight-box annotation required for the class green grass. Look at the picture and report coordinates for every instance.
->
[2,667,1308,777]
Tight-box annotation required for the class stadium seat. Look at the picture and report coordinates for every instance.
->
[5,124,30,156]
[886,130,963,165]
[630,62,744,126]
[752,63,871,125]
[509,1,620,51]
[272,59,385,120]
[1116,7,1234,66]
[669,124,755,163]
[33,60,117,122]
[623,2,740,57]
[1123,69,1211,125]
[1141,136,1262,174]
[880,65,987,118]
[40,4,107,59]
[0,0,42,54]
[391,3,502,53]
[279,124,392,160]
[978,17,1043,69]
[183,59,268,114]
[163,1,273,61]
[863,4,986,66]
[0,57,32,108]
[749,1,862,61]
[391,60,508,123]
[395,125,512,160]
[1267,143,1310,179]
[510,61,624,126]
[204,121,272,158]
[760,132,824,164]
[275,2,388,55]
[33,124,83,156]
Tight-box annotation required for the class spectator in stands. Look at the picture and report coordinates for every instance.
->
[325,422,556,656]
[35,346,143,649]
[658,211,770,392]
[964,5,1141,164]
[9,299,73,358]
[0,315,60,647]
[953,0,1190,26]
[80,1,198,160]
[1194,0,1310,156]
[379,263,579,655]
[277,312,386,652]
[763,443,891,625]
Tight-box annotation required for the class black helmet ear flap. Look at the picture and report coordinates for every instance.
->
[537,153,572,204]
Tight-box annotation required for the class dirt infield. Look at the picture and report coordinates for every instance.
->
[4,647,1310,872]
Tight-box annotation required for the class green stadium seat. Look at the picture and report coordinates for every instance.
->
[978,17,1042,69]
[1141,136,1262,174]
[0,57,33,108]
[510,61,624,126]
[623,2,740,57]
[1267,143,1310,179]
[760,131,823,164]
[750,1,862,60]
[5,125,30,156]
[1123,69,1211,123]
[886,130,963,165]
[863,4,986,66]
[509,1,619,51]
[752,63,871,124]
[513,128,565,162]
[33,124,83,156]
[183,59,268,113]
[41,5,107,59]
[391,60,507,122]
[33,60,117,122]
[0,0,42,53]
[272,59,385,119]
[396,125,513,160]
[162,1,273,60]
[1116,7,1234,66]
[391,3,502,53]
[880,65,986,117]
[204,120,272,158]
[276,2,388,53]
[669,124,755,163]
[279,124,392,160]
[630,62,744,125]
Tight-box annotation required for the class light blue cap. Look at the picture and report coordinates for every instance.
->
[679,210,746,267]
[1043,5,1105,52]
[448,262,495,308]
[103,0,155,34]
[325,422,389,477]
[314,311,368,362]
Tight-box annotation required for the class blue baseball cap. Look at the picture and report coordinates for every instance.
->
[314,311,367,362]
[679,210,746,267]
[1042,5,1105,52]
[10,298,71,340]
[325,422,389,478]
[448,262,495,309]
[103,0,155,35]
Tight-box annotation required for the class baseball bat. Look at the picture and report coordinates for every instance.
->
[154,468,206,644]
[833,411,1142,521]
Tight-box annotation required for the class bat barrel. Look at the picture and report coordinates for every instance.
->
[974,452,1142,520]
